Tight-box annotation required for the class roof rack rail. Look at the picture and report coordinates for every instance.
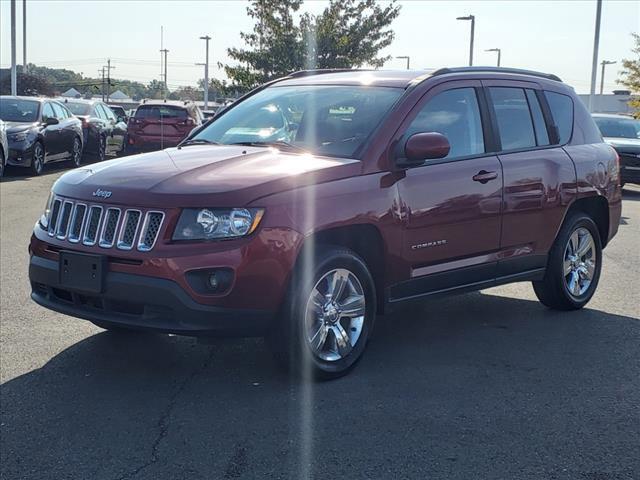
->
[287,68,371,78]
[431,67,562,83]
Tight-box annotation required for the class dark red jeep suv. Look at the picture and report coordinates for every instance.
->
[29,68,621,378]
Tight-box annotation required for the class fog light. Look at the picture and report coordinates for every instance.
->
[208,273,220,291]
[186,268,234,295]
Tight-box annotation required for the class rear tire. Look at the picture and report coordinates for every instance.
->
[533,212,602,310]
[30,141,44,176]
[269,245,376,380]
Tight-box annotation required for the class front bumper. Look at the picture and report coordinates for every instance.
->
[29,254,273,336]
[7,140,35,167]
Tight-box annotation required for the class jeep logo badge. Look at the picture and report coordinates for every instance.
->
[92,188,112,199]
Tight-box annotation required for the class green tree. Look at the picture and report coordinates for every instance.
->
[0,71,54,96]
[224,0,400,91]
[301,0,400,69]
[619,33,640,117]
[225,0,304,90]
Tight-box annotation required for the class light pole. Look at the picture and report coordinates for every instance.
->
[10,0,17,95]
[599,60,616,95]
[456,15,475,66]
[23,0,26,72]
[396,56,410,70]
[200,35,211,110]
[588,0,603,112]
[485,48,501,67]
[160,48,169,97]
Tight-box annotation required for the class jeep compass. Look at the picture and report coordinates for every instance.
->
[29,68,622,378]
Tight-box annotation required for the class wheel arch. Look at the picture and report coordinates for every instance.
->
[561,195,610,248]
[296,223,387,313]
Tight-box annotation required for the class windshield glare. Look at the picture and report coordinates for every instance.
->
[594,116,640,139]
[0,98,40,123]
[193,85,402,157]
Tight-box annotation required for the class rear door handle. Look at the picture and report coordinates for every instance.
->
[472,170,498,183]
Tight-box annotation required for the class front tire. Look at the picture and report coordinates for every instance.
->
[533,212,602,310]
[270,246,376,380]
[70,137,82,167]
[30,141,45,176]
[0,147,5,179]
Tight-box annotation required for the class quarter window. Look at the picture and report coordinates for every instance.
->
[544,91,573,144]
[406,88,485,159]
[489,87,536,150]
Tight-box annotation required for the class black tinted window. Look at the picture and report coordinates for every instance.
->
[489,87,536,150]
[135,105,188,119]
[545,91,573,144]
[407,88,485,159]
[525,89,550,146]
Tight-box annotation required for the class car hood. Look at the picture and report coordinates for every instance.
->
[604,136,640,153]
[53,145,361,207]
[5,121,38,133]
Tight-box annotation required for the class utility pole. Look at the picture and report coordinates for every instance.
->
[588,0,603,112]
[160,49,169,97]
[22,0,27,72]
[599,60,616,95]
[99,67,106,102]
[10,0,17,95]
[456,15,475,66]
[104,59,115,102]
[200,35,211,110]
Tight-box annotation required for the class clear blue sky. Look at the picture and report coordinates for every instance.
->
[0,0,638,93]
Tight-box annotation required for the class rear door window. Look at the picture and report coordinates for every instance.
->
[525,89,550,146]
[489,87,536,150]
[406,87,485,160]
[135,105,188,120]
[544,91,574,144]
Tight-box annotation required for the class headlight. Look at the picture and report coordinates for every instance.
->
[9,132,28,142]
[40,191,54,229]
[172,208,264,241]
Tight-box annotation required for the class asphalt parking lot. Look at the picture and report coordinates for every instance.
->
[1,162,639,480]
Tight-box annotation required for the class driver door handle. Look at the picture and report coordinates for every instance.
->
[472,170,498,183]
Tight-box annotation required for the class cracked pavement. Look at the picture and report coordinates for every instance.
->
[1,165,639,479]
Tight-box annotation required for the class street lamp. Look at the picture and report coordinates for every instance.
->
[396,56,410,70]
[485,48,501,67]
[599,60,616,95]
[456,14,475,66]
[200,35,211,110]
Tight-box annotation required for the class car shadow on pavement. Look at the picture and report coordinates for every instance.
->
[1,292,639,479]
[1,156,112,183]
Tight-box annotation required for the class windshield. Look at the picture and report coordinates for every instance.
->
[193,85,403,157]
[0,98,40,122]
[594,116,640,139]
[64,102,91,116]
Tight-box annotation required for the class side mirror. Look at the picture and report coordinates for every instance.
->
[401,132,450,166]
[44,117,59,126]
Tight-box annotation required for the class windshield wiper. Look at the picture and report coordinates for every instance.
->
[179,138,220,148]
[227,140,308,153]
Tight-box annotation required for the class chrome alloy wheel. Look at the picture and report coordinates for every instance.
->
[32,143,44,173]
[304,268,366,362]
[563,227,596,297]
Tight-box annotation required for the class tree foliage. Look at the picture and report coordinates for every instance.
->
[224,0,400,91]
[619,33,640,117]
[0,71,54,96]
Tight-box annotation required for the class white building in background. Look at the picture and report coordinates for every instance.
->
[60,87,82,98]
[577,90,637,115]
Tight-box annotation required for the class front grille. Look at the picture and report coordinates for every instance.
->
[138,212,165,251]
[46,195,164,252]
[99,208,121,248]
[620,153,640,168]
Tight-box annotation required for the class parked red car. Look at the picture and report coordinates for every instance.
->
[126,100,202,153]
[29,68,621,378]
